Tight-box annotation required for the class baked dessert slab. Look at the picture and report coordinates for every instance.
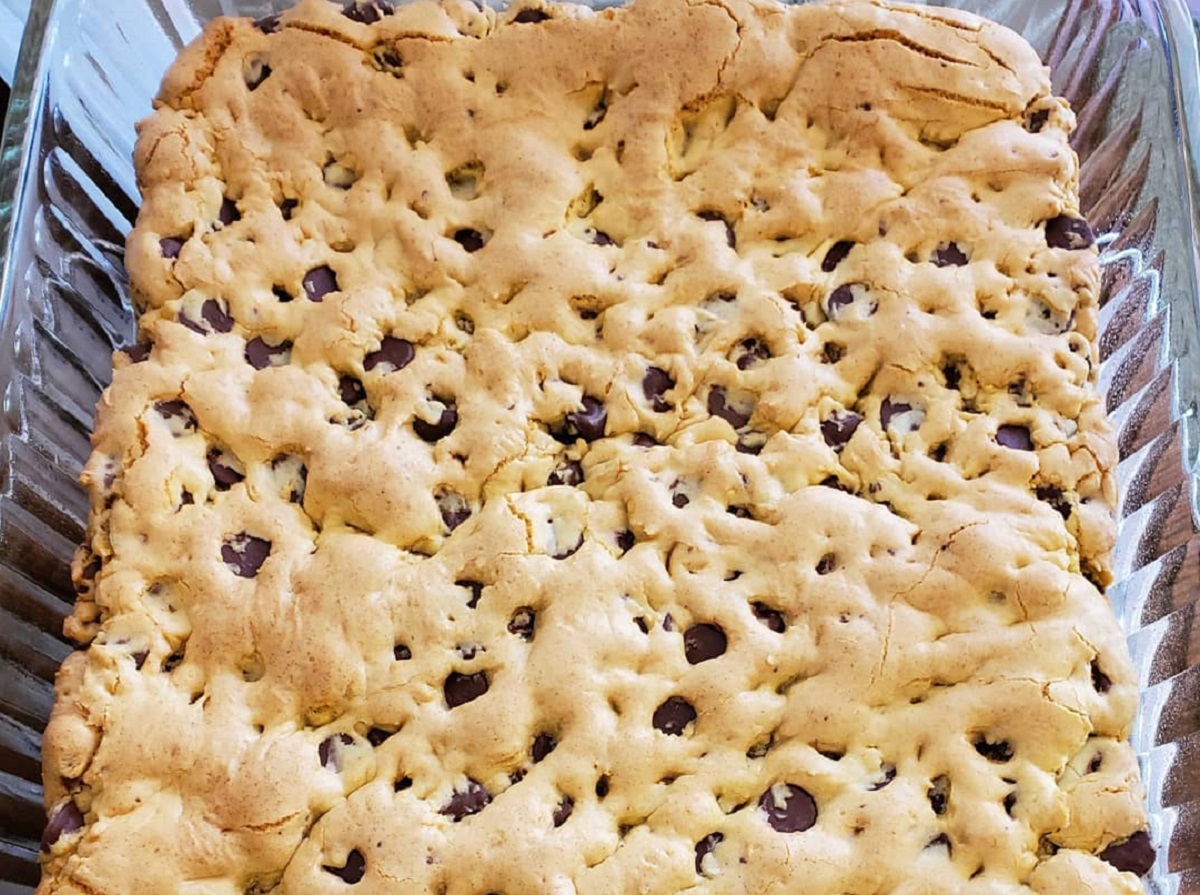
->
[39,0,1154,893]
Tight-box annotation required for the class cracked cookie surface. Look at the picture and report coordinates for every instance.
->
[40,0,1153,893]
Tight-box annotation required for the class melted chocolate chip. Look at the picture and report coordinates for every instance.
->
[928,776,949,815]
[595,776,610,798]
[458,579,484,609]
[437,491,471,532]
[707,386,750,429]
[441,779,490,821]
[694,832,724,874]
[1045,215,1095,250]
[1091,662,1112,693]
[253,14,280,33]
[821,412,861,449]
[272,285,294,303]
[280,199,299,220]
[974,737,1014,763]
[207,448,244,490]
[366,727,393,747]
[395,775,413,791]
[827,284,854,314]
[122,341,152,363]
[322,849,366,884]
[131,650,148,670]
[869,764,896,791]
[318,733,355,771]
[821,240,854,273]
[697,210,736,248]
[652,696,696,736]
[160,237,185,259]
[183,298,234,335]
[40,802,84,852]
[616,530,636,552]
[508,607,536,640]
[735,338,770,370]
[633,432,659,447]
[219,198,241,225]
[364,336,415,373]
[643,367,675,412]
[303,265,339,302]
[1099,831,1155,875]
[1035,485,1072,520]
[339,376,367,406]
[453,228,487,252]
[672,492,690,508]
[342,0,394,24]
[996,424,1033,451]
[933,242,968,267]
[684,623,727,664]
[553,795,574,827]
[752,602,786,632]
[1027,109,1050,133]
[393,644,412,661]
[414,402,458,442]
[565,396,607,441]
[879,397,913,430]
[532,733,556,762]
[759,784,817,833]
[221,533,271,578]
[514,7,550,22]
[444,671,489,708]
[548,461,584,487]
[245,337,292,370]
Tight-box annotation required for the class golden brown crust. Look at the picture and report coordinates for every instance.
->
[41,1,1148,893]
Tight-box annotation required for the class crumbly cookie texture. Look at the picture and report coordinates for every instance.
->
[40,0,1152,893]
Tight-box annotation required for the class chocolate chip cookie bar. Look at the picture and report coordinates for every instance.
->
[40,0,1155,893]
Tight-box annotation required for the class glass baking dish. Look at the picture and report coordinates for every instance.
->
[1,0,1200,892]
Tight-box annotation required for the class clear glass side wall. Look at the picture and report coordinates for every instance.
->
[0,0,1197,893]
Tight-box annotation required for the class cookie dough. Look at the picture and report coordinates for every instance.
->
[39,1,1153,893]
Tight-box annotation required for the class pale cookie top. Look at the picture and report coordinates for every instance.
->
[40,1,1153,894]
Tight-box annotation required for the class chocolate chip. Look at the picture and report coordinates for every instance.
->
[548,461,584,487]
[869,764,896,791]
[880,397,913,430]
[441,779,490,821]
[565,396,607,441]
[821,240,854,273]
[131,650,148,670]
[1091,662,1112,693]
[318,733,355,771]
[752,601,785,632]
[219,198,241,225]
[928,776,949,815]
[933,242,968,267]
[155,399,196,429]
[364,336,415,373]
[160,237,185,259]
[414,402,458,442]
[816,553,837,575]
[652,696,696,736]
[589,230,614,247]
[253,14,280,33]
[514,7,550,22]
[672,492,690,508]
[595,775,610,798]
[207,448,245,490]
[366,727,394,747]
[272,285,294,303]
[437,490,471,532]
[643,367,674,412]
[532,733,556,762]
[457,579,484,608]
[183,298,234,335]
[821,412,861,449]
[1045,215,1095,250]
[996,424,1033,451]
[342,0,394,23]
[508,607,536,640]
[1035,485,1071,519]
[694,832,724,875]
[616,530,636,552]
[663,614,676,632]
[1027,109,1050,133]
[122,341,152,363]
[552,795,574,827]
[40,802,84,852]
[394,775,413,791]
[221,533,271,578]
[633,432,659,447]
[322,849,366,884]
[684,624,727,664]
[453,228,487,252]
[393,644,411,661]
[827,285,853,314]
[280,199,298,220]
[339,376,367,406]
[245,337,292,369]
[974,737,1013,763]
[303,265,339,302]
[822,342,845,364]
[758,784,817,833]
[734,338,770,370]
[1003,792,1017,816]
[444,671,488,708]
[707,386,750,429]
[161,647,185,673]
[697,210,736,248]
[1099,831,1155,875]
